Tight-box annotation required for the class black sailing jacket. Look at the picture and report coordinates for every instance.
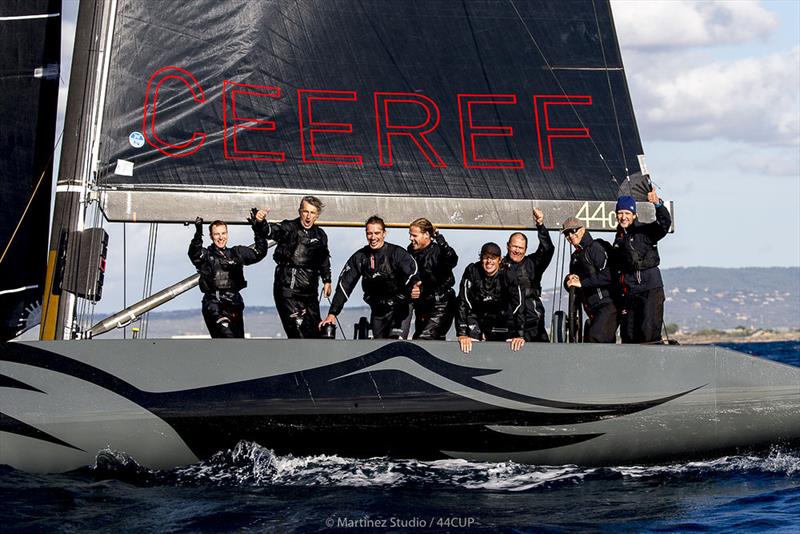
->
[407,233,458,303]
[456,261,524,338]
[189,226,269,294]
[329,242,419,315]
[611,203,671,295]
[502,224,554,325]
[264,218,332,297]
[502,224,554,294]
[568,232,614,311]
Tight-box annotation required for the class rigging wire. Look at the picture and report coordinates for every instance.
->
[140,223,159,338]
[123,222,127,339]
[0,131,64,266]
[591,0,629,180]
[507,0,621,187]
[557,237,568,313]
[549,231,564,322]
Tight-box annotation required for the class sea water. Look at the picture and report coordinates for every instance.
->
[2,341,798,533]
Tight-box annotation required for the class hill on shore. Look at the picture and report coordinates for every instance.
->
[75,266,798,340]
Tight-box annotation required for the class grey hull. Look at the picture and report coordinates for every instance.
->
[1,340,798,473]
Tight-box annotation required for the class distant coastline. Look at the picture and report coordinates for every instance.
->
[71,266,799,341]
[673,328,800,345]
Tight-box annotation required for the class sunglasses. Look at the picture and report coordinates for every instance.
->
[562,228,581,236]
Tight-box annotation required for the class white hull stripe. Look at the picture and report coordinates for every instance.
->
[0,13,60,21]
[0,285,38,296]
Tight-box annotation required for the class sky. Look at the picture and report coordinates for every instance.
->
[54,0,800,315]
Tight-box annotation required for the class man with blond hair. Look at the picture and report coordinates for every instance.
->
[256,196,332,338]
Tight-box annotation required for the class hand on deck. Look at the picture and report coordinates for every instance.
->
[319,314,336,330]
[458,336,473,354]
[508,337,525,351]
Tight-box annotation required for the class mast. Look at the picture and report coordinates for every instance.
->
[40,0,114,340]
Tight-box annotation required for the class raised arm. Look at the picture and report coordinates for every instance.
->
[433,232,459,271]
[529,208,554,274]
[253,208,290,243]
[645,188,672,241]
[188,217,207,268]
[235,215,271,265]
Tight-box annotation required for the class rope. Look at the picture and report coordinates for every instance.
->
[0,131,64,266]
[662,319,672,344]
[122,222,127,339]
[592,0,629,180]
[557,238,569,313]
[549,231,564,320]
[140,223,159,338]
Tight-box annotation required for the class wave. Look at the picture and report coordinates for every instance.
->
[83,440,800,491]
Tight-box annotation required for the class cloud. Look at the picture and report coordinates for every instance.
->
[733,149,800,177]
[630,47,800,146]
[613,0,778,50]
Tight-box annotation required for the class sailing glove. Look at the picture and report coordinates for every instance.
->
[247,207,258,225]
[194,217,204,236]
[247,207,265,231]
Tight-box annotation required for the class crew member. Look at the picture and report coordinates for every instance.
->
[612,189,672,343]
[321,215,419,339]
[456,242,525,354]
[502,207,554,342]
[407,218,458,340]
[256,196,331,338]
[188,213,269,338]
[562,217,617,343]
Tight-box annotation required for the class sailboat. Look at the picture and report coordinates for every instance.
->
[2,0,798,473]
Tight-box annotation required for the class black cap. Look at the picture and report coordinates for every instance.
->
[480,242,502,258]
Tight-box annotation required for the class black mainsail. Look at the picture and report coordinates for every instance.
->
[92,0,644,227]
[0,0,60,340]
